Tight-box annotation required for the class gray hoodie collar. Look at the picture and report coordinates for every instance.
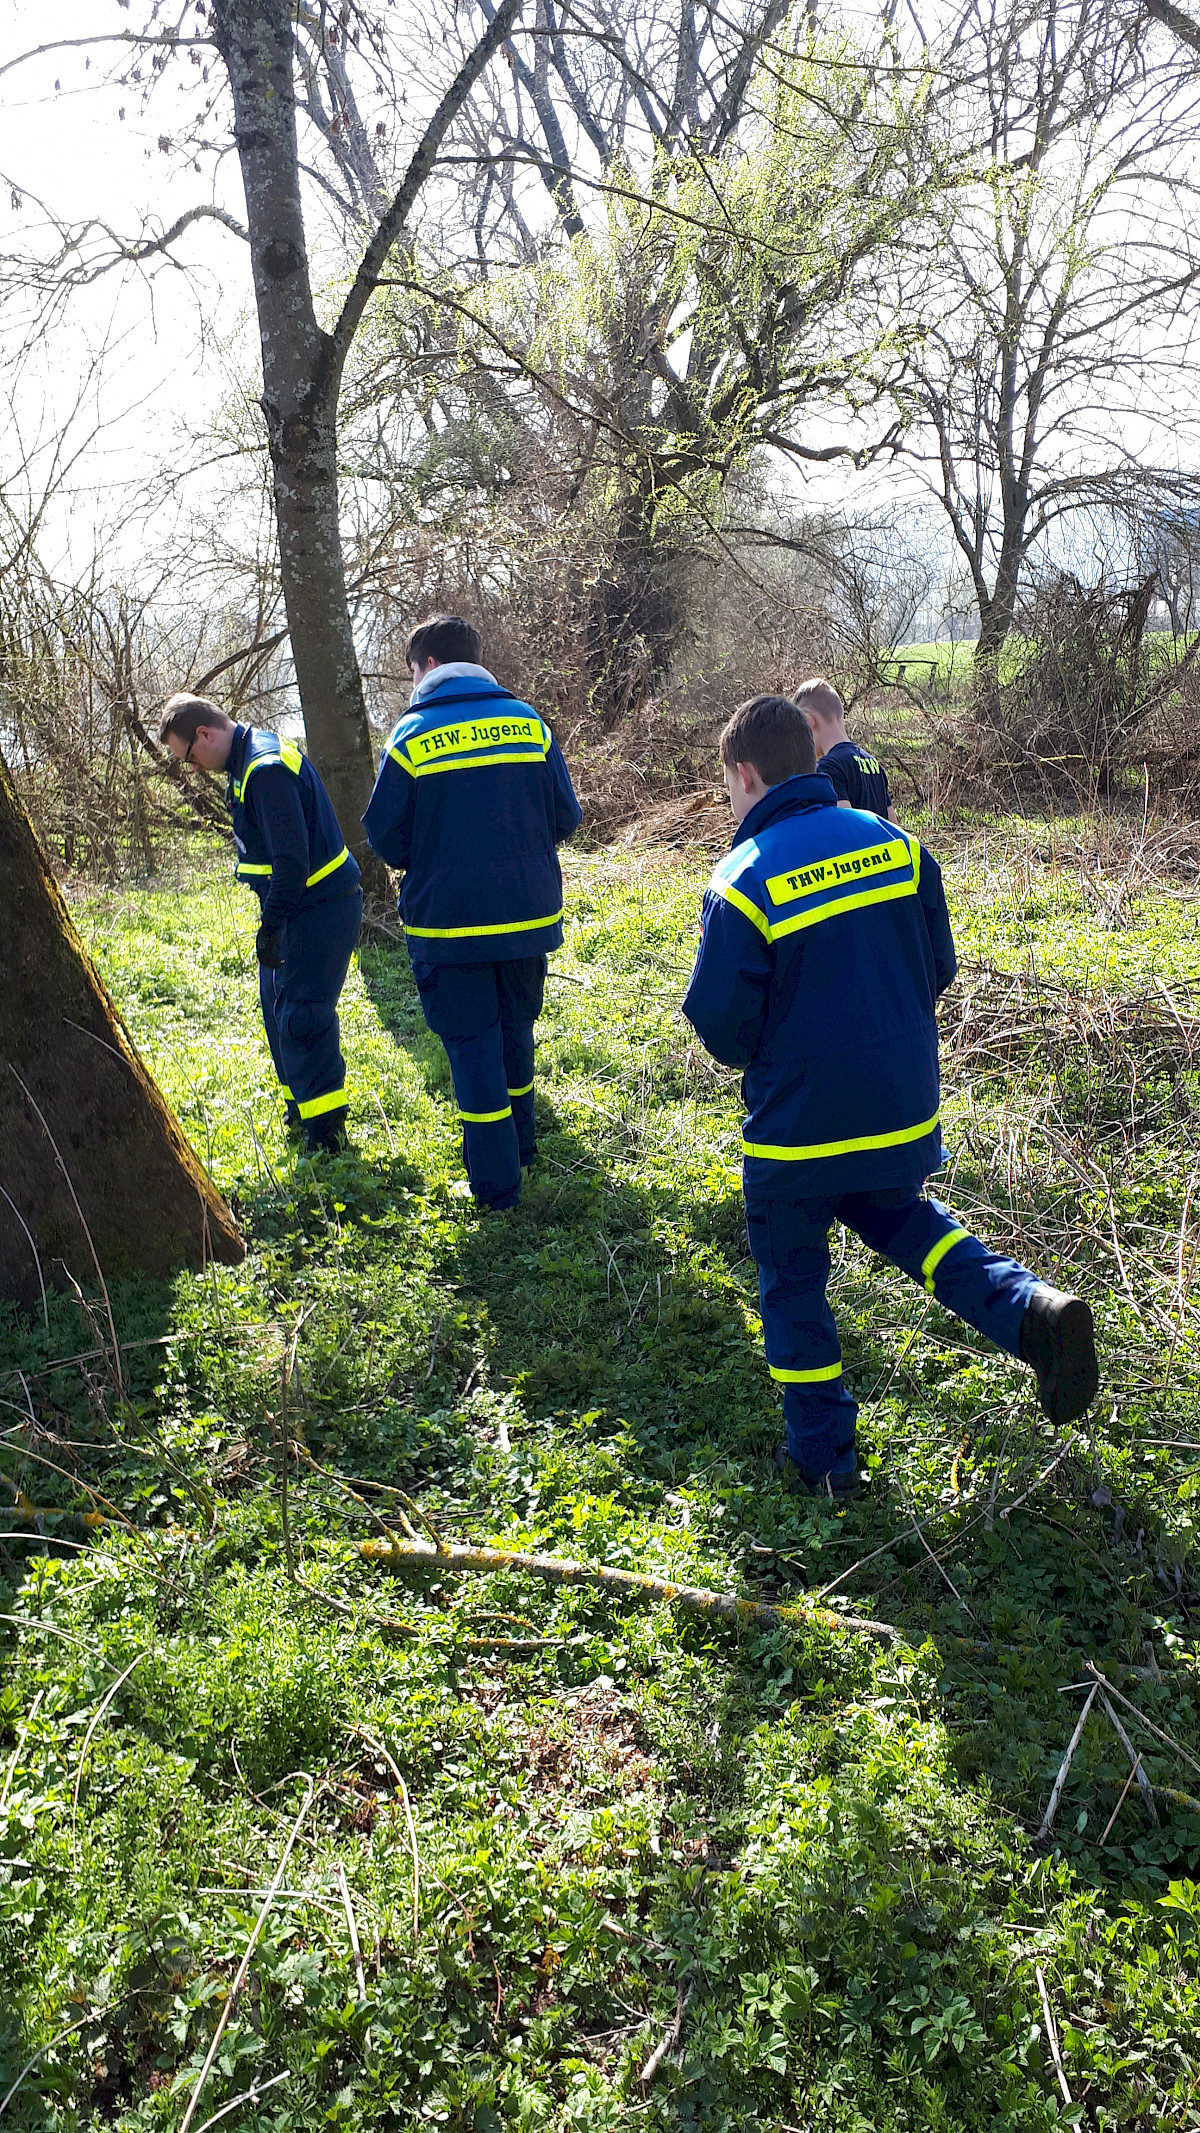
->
[410,661,498,706]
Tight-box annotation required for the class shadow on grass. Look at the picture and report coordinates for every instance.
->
[312,943,1200,1893]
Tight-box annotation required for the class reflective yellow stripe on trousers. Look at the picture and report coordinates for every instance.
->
[921,1227,970,1293]
[297,1088,347,1119]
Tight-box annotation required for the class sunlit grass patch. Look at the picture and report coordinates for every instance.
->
[1,823,1198,2128]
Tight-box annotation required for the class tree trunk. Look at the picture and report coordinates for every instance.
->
[0,748,243,1311]
[212,0,378,863]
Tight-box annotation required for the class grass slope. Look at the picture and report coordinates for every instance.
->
[2,830,1200,2130]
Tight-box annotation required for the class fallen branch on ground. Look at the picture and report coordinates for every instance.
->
[358,1537,899,1643]
[1036,1682,1099,1841]
[1084,1662,1200,1784]
[640,1979,694,2087]
[1099,1693,1159,1825]
[1035,1964,1073,2107]
[1152,1783,1200,1817]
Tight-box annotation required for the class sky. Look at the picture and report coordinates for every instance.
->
[3,2,1198,637]
[0,1,259,575]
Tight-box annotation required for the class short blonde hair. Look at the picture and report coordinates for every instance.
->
[792,677,844,727]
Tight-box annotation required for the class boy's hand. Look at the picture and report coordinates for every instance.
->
[255,923,284,968]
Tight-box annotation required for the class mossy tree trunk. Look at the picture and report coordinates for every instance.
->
[0,747,244,1311]
[209,0,522,863]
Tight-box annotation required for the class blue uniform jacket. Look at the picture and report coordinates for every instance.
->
[682,775,958,1198]
[226,725,360,929]
[361,672,583,963]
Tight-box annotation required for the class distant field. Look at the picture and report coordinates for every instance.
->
[885,629,1192,692]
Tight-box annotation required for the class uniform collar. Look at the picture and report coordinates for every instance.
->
[410,662,500,705]
[731,772,838,849]
[227,722,252,786]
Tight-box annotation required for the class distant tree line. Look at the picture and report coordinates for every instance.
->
[4,0,1200,831]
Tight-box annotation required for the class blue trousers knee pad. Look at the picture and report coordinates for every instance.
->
[260,890,361,1126]
[745,1180,1041,1479]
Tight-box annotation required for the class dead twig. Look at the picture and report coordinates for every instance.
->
[177,1776,318,2133]
[1084,1663,1200,1784]
[639,1979,694,2088]
[0,1183,49,1331]
[355,1728,419,1942]
[0,2010,100,2118]
[1100,1757,1143,1845]
[1036,1682,1098,1841]
[1035,1964,1072,2107]
[372,1091,397,1156]
[359,1537,899,1643]
[71,1653,146,1868]
[336,1861,367,2000]
[816,1433,1076,1605]
[0,1689,43,1813]
[190,2070,289,2133]
[1099,1693,1159,1825]
[424,1313,445,1384]
[9,1067,122,1393]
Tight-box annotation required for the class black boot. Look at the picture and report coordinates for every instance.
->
[305,1107,349,1155]
[1019,1286,1098,1426]
[774,1442,863,1501]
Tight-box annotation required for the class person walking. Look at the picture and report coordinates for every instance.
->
[160,694,361,1153]
[362,615,582,1210]
[794,676,896,820]
[682,693,1098,1499]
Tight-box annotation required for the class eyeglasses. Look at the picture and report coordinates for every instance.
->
[182,738,195,765]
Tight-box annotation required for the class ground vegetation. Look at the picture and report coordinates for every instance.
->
[2,821,1200,2126]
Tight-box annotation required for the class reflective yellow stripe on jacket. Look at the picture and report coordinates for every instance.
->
[389,712,551,778]
[744,1111,940,1163]
[235,846,351,888]
[404,908,563,940]
[233,739,303,803]
[714,833,921,944]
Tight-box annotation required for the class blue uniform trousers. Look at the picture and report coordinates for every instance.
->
[744,1179,1040,1482]
[411,956,546,1208]
[259,890,361,1125]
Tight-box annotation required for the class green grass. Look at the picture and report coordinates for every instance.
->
[2,833,1200,2128]
[884,630,1193,695]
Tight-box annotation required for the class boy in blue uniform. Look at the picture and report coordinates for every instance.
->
[682,695,1098,1498]
[362,615,582,1211]
[160,694,362,1152]
[795,676,895,820]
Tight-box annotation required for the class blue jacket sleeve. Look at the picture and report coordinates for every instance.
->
[548,737,583,844]
[249,767,310,926]
[917,844,957,997]
[681,889,773,1067]
[362,750,415,873]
